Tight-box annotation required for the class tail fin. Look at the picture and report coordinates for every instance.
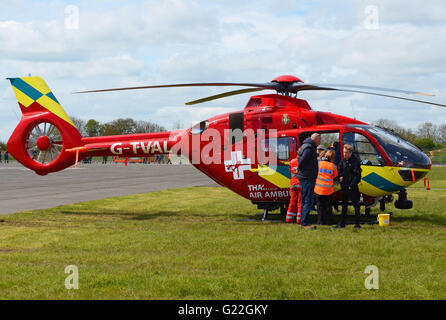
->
[8,76,75,126]
[7,76,83,175]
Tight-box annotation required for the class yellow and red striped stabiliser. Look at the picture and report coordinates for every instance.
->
[8,76,75,127]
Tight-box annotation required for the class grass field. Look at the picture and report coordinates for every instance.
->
[431,148,446,165]
[0,168,445,300]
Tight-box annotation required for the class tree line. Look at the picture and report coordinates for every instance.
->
[373,119,445,150]
[71,117,168,137]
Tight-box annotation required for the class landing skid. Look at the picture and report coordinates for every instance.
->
[262,208,271,221]
[256,209,283,222]
[235,213,285,223]
[260,205,287,221]
[235,205,287,223]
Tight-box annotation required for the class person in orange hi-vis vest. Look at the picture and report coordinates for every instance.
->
[286,156,301,223]
[314,150,338,225]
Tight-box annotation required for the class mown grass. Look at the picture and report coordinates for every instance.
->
[431,148,446,165]
[0,168,445,300]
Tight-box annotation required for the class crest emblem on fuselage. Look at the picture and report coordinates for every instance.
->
[281,114,290,125]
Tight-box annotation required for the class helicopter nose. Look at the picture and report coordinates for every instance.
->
[397,167,429,183]
[401,148,432,170]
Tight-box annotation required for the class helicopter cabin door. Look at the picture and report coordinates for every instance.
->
[261,136,298,164]
[258,135,298,191]
[341,131,386,166]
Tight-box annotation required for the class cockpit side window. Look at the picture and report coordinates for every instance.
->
[342,132,385,166]
[190,120,209,135]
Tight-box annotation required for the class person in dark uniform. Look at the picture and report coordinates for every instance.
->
[297,133,321,229]
[4,150,9,163]
[329,141,341,212]
[333,144,362,229]
[329,141,341,166]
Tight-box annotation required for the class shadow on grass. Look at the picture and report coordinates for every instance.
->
[59,210,179,221]
[233,211,380,225]
[59,207,446,226]
[391,214,446,227]
[60,209,248,221]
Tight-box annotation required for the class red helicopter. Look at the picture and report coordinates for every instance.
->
[6,75,445,220]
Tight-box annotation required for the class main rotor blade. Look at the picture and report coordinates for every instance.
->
[73,78,444,107]
[73,82,277,94]
[292,83,435,96]
[295,85,446,108]
[185,88,266,105]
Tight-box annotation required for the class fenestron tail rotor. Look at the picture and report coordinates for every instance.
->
[26,122,63,165]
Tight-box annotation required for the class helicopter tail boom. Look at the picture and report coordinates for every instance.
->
[72,130,185,158]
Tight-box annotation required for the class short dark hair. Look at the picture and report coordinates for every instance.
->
[343,144,354,152]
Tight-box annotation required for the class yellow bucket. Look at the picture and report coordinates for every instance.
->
[378,214,390,227]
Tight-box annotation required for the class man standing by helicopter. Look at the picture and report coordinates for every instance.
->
[333,144,362,229]
[297,133,321,229]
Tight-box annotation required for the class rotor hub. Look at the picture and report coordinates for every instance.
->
[272,75,303,83]
[270,75,304,95]
[36,136,51,151]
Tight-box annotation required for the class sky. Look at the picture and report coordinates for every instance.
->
[1,0,445,141]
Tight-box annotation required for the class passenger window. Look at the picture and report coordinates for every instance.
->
[299,131,341,165]
[229,112,244,144]
[262,137,297,161]
[190,120,209,135]
[342,132,385,166]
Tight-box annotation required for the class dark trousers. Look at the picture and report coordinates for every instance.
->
[299,178,315,226]
[317,194,332,225]
[340,187,361,226]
